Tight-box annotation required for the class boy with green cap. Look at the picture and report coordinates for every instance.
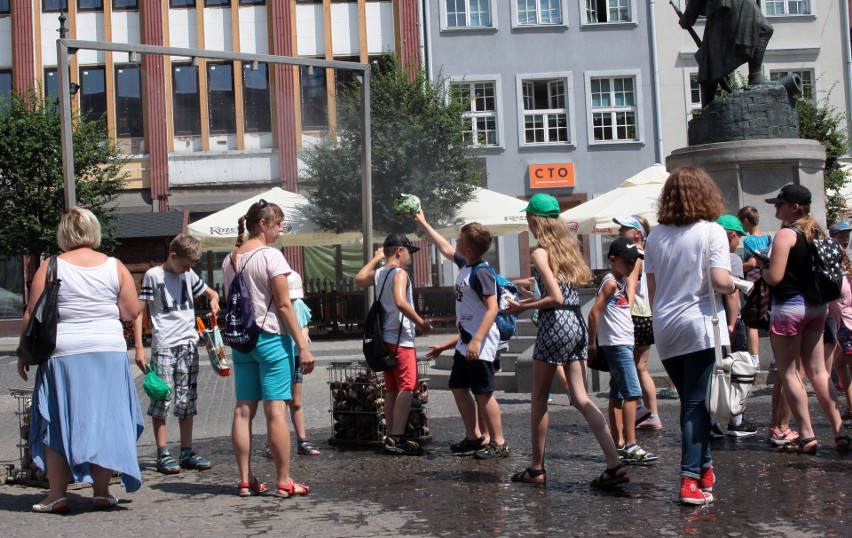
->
[713,214,757,438]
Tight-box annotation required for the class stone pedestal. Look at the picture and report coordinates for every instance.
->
[688,84,799,146]
[666,139,827,233]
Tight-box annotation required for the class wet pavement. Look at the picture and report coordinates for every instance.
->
[1,337,850,536]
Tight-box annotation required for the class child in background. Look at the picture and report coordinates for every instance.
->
[415,210,508,460]
[712,215,757,438]
[134,234,220,474]
[737,206,771,369]
[614,215,662,430]
[827,223,852,420]
[588,237,658,465]
[264,271,319,457]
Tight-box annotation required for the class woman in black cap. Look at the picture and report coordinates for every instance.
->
[760,184,850,453]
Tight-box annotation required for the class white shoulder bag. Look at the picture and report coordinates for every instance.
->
[705,223,758,422]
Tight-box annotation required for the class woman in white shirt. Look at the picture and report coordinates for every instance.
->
[644,168,733,506]
[18,207,143,513]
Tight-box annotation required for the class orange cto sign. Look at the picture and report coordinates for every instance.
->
[529,163,575,189]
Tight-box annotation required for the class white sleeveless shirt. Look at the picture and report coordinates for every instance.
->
[375,266,415,347]
[52,257,127,357]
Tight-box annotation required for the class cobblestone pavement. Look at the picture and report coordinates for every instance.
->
[1,337,850,536]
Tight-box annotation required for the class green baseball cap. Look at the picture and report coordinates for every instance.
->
[521,193,561,218]
[717,214,747,236]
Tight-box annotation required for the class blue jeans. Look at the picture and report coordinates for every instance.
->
[600,345,642,400]
[662,348,715,479]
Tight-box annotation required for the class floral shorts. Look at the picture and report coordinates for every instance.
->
[632,316,654,347]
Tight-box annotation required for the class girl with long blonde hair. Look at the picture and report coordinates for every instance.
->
[506,194,628,488]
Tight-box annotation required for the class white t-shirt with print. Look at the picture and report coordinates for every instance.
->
[644,221,731,360]
[453,254,500,362]
[222,247,292,335]
[139,266,208,350]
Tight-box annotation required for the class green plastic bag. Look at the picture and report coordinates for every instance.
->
[143,366,172,401]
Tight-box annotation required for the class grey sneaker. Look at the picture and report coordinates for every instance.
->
[473,442,510,460]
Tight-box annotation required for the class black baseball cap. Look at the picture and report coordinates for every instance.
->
[765,184,812,205]
[383,232,420,253]
[608,237,644,261]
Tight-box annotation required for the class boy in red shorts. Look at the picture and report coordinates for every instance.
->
[355,233,433,455]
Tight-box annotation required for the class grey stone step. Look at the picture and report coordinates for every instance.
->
[433,352,520,372]
[427,365,516,392]
[515,319,538,337]
[507,335,536,354]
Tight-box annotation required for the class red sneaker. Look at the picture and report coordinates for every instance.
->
[679,476,714,505]
[699,466,715,492]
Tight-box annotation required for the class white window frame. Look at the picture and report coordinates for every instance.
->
[768,66,817,102]
[440,0,498,31]
[448,75,505,149]
[515,72,576,147]
[579,0,638,27]
[511,0,569,28]
[763,0,815,18]
[584,69,644,145]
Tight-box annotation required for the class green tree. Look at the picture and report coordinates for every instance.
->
[300,55,481,235]
[0,89,126,256]
[797,94,849,225]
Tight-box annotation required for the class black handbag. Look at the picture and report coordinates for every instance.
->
[18,256,61,366]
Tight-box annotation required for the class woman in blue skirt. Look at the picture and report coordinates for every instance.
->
[17,207,143,513]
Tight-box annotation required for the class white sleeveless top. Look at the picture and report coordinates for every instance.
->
[375,266,415,347]
[52,257,127,357]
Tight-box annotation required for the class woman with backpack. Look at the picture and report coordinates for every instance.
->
[222,199,316,497]
[760,185,850,453]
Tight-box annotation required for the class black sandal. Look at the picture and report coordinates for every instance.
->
[511,467,546,484]
[590,463,629,488]
[835,434,851,452]
[778,436,818,454]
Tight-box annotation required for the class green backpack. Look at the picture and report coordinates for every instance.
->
[143,366,172,401]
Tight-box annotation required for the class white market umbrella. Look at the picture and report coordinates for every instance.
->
[188,187,363,249]
[560,164,669,234]
[434,187,530,238]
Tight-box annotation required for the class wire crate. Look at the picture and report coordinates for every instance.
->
[327,360,431,446]
[11,388,45,483]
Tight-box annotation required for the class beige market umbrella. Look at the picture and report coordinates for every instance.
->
[188,187,363,249]
[560,164,668,234]
[434,187,530,238]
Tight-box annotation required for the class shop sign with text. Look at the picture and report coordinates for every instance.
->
[529,163,574,189]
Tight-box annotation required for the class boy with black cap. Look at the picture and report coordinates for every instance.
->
[588,237,658,464]
[355,233,432,456]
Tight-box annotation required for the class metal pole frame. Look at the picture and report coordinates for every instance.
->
[56,38,374,304]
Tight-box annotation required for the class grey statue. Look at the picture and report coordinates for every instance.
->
[680,0,774,107]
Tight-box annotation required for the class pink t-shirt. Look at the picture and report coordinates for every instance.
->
[829,276,852,331]
[222,247,292,335]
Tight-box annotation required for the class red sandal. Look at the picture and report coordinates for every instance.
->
[237,478,268,497]
[275,478,310,498]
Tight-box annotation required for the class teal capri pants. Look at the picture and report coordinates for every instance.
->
[232,331,294,401]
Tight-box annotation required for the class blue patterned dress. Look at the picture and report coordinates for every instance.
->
[532,271,588,364]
